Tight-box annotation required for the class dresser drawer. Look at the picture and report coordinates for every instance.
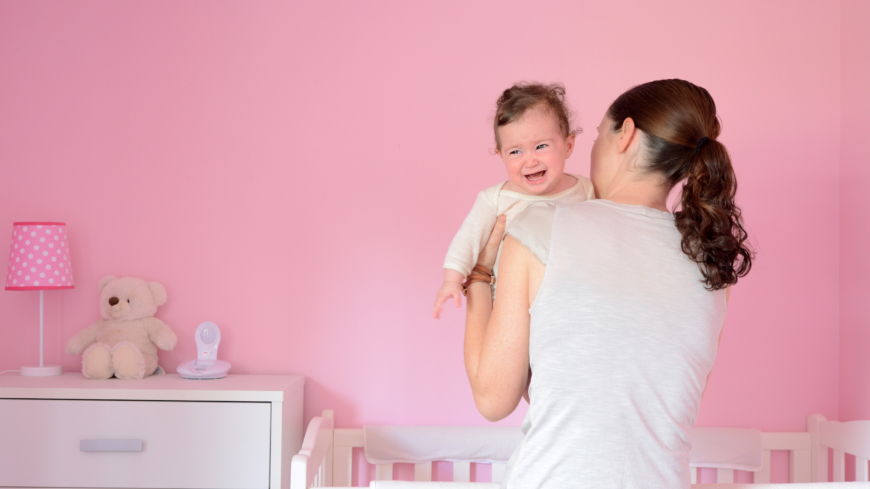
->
[0,399,271,488]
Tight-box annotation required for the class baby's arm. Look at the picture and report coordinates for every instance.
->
[433,269,465,318]
[434,191,498,318]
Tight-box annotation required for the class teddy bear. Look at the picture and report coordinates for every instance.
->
[66,275,177,380]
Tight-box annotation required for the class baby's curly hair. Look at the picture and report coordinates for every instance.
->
[494,82,578,150]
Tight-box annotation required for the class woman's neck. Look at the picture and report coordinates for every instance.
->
[597,178,670,212]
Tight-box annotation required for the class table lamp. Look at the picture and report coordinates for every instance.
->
[5,222,74,376]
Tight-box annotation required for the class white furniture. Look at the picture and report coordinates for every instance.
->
[292,411,870,488]
[809,414,870,482]
[0,372,304,489]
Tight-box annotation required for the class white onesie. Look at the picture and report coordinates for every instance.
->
[443,174,595,295]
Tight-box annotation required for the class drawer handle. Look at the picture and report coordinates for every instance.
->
[80,439,143,452]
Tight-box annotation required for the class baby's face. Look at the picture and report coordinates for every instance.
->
[497,105,575,196]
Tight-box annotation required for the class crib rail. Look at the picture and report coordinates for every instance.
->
[330,427,507,485]
[305,423,808,486]
[688,431,812,484]
[809,413,870,482]
[292,411,867,488]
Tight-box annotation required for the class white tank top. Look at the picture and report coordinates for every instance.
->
[502,200,726,489]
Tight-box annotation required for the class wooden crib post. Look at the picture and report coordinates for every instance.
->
[808,413,828,482]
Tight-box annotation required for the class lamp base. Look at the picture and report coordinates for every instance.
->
[20,365,63,377]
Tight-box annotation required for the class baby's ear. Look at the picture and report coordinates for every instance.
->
[98,276,116,292]
[148,282,167,306]
[566,132,577,152]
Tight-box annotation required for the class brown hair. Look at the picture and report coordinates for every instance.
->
[606,79,752,290]
[494,82,576,150]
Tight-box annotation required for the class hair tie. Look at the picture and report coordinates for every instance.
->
[695,137,710,154]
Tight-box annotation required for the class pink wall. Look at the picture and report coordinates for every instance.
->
[0,0,843,442]
[839,0,870,423]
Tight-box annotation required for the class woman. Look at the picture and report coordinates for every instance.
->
[463,79,752,488]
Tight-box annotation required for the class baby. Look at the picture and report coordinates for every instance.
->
[433,83,595,318]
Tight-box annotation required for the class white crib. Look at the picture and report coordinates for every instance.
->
[291,411,870,488]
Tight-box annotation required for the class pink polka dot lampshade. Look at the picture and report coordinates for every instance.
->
[5,222,74,290]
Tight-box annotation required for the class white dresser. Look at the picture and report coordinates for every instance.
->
[0,373,304,489]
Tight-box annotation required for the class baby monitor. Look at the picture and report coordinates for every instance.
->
[177,321,231,379]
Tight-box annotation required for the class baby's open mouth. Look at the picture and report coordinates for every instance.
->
[525,170,546,182]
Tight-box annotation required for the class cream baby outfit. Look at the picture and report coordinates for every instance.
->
[443,174,594,296]
[501,200,726,489]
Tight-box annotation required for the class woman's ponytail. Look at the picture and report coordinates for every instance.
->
[607,79,753,290]
[675,138,752,290]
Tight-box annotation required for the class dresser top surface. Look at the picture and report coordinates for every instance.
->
[0,372,304,402]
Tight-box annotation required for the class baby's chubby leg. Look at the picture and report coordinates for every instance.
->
[433,269,465,318]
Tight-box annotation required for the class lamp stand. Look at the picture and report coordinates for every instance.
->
[20,290,62,377]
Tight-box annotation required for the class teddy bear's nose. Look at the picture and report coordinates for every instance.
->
[109,297,119,306]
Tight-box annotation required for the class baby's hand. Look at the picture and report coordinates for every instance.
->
[433,281,463,319]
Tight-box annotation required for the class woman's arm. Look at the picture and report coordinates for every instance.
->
[464,216,533,422]
[702,286,731,398]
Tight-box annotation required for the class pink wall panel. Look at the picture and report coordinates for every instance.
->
[0,1,841,432]
[839,0,870,422]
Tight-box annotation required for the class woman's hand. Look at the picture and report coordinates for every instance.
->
[477,215,507,270]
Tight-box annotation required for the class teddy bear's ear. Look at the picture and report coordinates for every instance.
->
[98,275,116,292]
[149,282,167,306]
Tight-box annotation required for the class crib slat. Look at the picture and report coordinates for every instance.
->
[323,441,332,485]
[755,449,771,483]
[857,457,869,482]
[332,446,352,487]
[716,468,734,483]
[690,467,696,484]
[790,449,811,482]
[816,447,830,483]
[376,463,393,481]
[492,463,506,483]
[833,449,845,481]
[453,462,471,482]
[415,462,432,481]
